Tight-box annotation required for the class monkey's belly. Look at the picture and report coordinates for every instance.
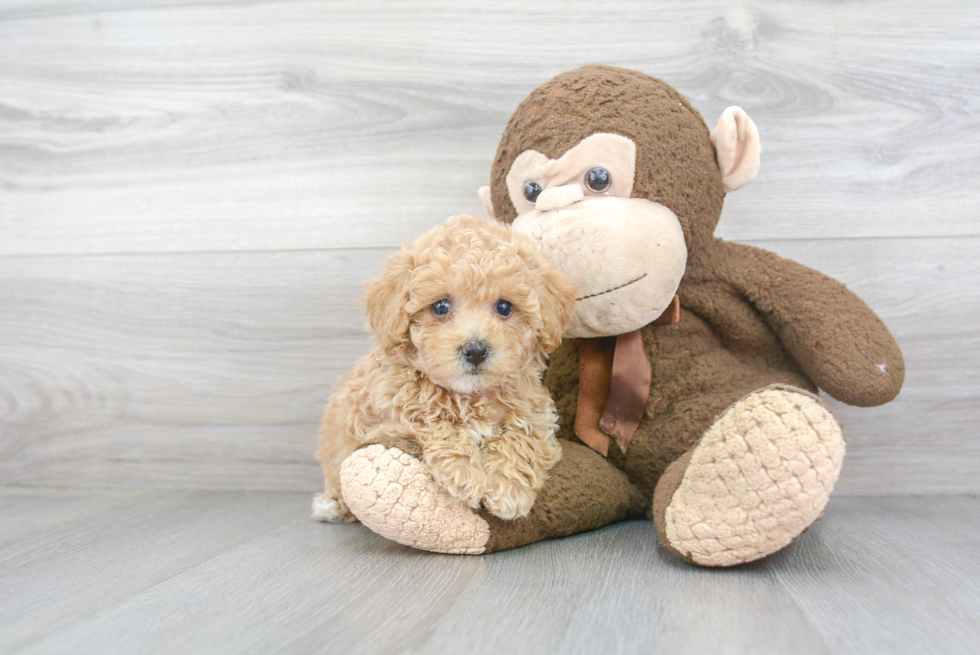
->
[624,312,815,499]
[545,310,816,501]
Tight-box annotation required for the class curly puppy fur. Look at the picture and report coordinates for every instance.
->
[313,216,577,522]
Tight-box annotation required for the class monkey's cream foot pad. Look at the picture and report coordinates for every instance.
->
[340,444,490,554]
[658,387,845,567]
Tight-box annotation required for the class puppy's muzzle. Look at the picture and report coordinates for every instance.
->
[461,341,490,367]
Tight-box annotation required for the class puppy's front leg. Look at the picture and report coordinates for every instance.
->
[482,428,561,520]
[418,424,487,509]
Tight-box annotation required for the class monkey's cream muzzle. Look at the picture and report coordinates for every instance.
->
[512,197,686,338]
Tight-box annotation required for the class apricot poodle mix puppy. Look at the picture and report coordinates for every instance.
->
[313,215,577,523]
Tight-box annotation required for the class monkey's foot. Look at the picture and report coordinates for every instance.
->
[652,386,844,567]
[340,436,646,555]
[340,437,491,554]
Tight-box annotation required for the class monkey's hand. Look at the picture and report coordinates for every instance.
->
[714,240,904,407]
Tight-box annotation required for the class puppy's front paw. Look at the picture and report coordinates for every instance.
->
[483,474,536,521]
[425,450,487,509]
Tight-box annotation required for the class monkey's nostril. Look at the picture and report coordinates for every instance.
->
[461,341,490,366]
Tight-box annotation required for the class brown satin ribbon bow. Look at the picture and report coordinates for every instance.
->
[574,295,680,456]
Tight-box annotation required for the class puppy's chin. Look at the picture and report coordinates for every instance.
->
[443,372,489,395]
[424,365,491,395]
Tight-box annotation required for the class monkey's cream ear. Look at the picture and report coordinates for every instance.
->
[477,186,496,220]
[710,106,761,193]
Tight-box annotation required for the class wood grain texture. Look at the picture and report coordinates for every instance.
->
[770,496,980,654]
[0,486,160,553]
[3,490,978,654]
[1,0,979,256]
[1,0,978,494]
[0,489,301,653]
[0,248,388,490]
[1,237,977,493]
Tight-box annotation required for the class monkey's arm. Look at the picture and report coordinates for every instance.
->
[709,240,904,407]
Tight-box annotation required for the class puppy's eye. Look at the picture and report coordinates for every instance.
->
[585,167,611,193]
[431,299,451,317]
[523,181,542,203]
[495,299,513,318]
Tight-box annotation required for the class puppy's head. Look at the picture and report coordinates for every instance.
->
[364,215,576,394]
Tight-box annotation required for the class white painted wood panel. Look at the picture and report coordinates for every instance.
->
[0,0,977,494]
[0,248,386,490]
[1,0,978,256]
[1,237,976,493]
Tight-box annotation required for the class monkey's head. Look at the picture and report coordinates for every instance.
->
[480,66,760,338]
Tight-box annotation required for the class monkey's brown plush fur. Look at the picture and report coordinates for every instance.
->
[335,67,904,565]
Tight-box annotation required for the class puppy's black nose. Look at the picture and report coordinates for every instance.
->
[462,341,489,366]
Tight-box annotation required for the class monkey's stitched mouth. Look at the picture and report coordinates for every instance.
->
[576,273,647,301]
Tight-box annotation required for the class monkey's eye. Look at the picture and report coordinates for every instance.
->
[585,167,611,193]
[523,181,542,203]
[431,299,451,316]
[495,299,513,318]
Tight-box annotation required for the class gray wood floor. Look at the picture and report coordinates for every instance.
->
[2,488,978,655]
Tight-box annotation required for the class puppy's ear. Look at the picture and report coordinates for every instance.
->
[364,249,414,356]
[536,268,577,354]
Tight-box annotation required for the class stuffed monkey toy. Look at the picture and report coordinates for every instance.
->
[337,65,904,566]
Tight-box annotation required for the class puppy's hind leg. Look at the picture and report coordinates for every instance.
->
[312,392,360,523]
[313,440,358,523]
[312,492,356,523]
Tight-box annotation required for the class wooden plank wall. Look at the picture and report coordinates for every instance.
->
[1,0,977,494]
